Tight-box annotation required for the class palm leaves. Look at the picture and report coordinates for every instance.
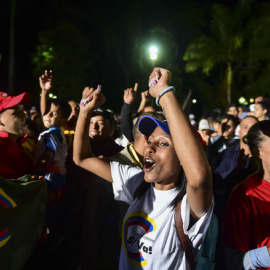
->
[183,2,249,105]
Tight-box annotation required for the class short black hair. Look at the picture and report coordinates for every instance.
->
[50,98,71,120]
[256,100,270,112]
[243,120,270,170]
[221,114,239,128]
[92,108,116,126]
[228,103,239,109]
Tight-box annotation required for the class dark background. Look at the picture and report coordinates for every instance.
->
[0,0,269,119]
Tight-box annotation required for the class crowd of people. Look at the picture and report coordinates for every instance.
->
[0,67,270,270]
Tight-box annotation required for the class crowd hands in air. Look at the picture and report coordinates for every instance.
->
[0,67,270,270]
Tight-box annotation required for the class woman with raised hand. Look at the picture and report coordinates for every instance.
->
[73,67,213,269]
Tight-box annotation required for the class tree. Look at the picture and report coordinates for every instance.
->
[183,1,252,107]
[245,1,270,99]
[31,22,92,102]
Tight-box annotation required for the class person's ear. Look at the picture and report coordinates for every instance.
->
[257,147,264,159]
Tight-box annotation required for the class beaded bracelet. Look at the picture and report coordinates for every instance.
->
[155,86,175,107]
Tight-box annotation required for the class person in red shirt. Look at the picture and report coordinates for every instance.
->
[222,120,270,269]
[0,91,34,178]
[0,91,48,270]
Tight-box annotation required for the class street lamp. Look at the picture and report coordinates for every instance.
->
[148,46,158,107]
[149,46,158,60]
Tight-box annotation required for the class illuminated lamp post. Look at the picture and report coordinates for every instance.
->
[149,46,158,107]
[149,46,158,61]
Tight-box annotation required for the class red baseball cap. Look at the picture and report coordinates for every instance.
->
[0,92,30,113]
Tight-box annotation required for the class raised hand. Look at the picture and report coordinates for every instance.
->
[141,90,151,104]
[148,67,172,98]
[123,83,138,105]
[39,70,53,92]
[80,86,106,114]
[137,90,151,113]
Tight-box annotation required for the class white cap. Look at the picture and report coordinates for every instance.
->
[198,119,211,131]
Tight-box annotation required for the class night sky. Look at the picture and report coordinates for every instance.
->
[0,0,253,117]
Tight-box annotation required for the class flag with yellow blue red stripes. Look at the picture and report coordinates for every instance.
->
[0,174,47,270]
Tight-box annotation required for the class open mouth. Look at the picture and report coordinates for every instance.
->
[144,157,156,172]
[89,131,99,137]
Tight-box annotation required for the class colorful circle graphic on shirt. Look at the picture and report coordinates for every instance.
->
[0,187,17,247]
[122,211,157,267]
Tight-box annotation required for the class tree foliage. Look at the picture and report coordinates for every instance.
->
[3,0,270,114]
[182,1,251,107]
[31,22,92,101]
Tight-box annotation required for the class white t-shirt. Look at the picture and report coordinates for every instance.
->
[111,162,214,270]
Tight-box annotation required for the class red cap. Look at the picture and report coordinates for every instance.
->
[0,92,30,113]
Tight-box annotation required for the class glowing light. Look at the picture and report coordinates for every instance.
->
[49,93,53,98]
[238,97,246,104]
[52,95,57,99]
[250,98,254,103]
[150,46,157,54]
[192,99,197,104]
[150,54,157,60]
[149,46,158,60]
